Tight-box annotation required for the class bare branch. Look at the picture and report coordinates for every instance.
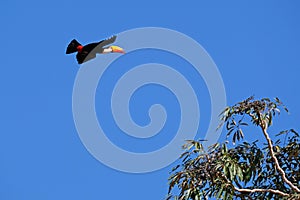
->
[222,172,290,197]
[234,187,289,197]
[261,123,300,193]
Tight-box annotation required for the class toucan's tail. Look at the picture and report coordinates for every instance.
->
[66,39,82,54]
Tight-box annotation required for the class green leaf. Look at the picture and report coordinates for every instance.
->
[195,142,202,150]
[236,130,240,141]
[233,164,236,178]
[171,165,180,172]
[226,121,232,130]
[232,132,238,145]
[230,164,234,180]
[240,122,248,126]
[239,129,244,139]
[216,186,224,199]
[226,128,234,138]
[208,143,220,153]
[276,130,289,136]
[268,113,273,126]
[291,129,299,137]
[237,166,243,181]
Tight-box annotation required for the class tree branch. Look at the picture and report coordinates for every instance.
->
[234,187,289,197]
[261,124,300,193]
[222,172,289,197]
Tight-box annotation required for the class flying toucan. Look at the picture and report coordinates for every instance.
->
[66,35,125,64]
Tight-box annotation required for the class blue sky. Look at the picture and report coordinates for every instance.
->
[1,1,300,199]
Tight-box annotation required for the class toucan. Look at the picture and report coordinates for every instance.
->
[66,35,125,64]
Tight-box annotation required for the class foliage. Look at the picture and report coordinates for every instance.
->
[167,97,300,200]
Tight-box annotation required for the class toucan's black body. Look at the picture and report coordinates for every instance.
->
[66,35,117,64]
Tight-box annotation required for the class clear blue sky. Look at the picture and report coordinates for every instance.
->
[1,1,300,199]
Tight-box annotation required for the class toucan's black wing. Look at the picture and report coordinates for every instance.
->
[80,43,97,54]
[98,35,117,47]
[82,35,117,51]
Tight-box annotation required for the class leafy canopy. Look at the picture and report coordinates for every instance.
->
[168,97,300,200]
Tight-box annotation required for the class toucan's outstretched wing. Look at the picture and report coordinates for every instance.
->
[81,35,117,52]
[81,42,99,52]
[82,35,117,53]
[98,35,117,47]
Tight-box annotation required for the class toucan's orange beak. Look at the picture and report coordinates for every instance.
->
[111,46,125,54]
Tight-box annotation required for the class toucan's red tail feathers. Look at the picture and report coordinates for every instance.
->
[66,39,81,54]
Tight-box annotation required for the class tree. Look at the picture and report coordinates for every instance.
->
[167,97,300,200]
